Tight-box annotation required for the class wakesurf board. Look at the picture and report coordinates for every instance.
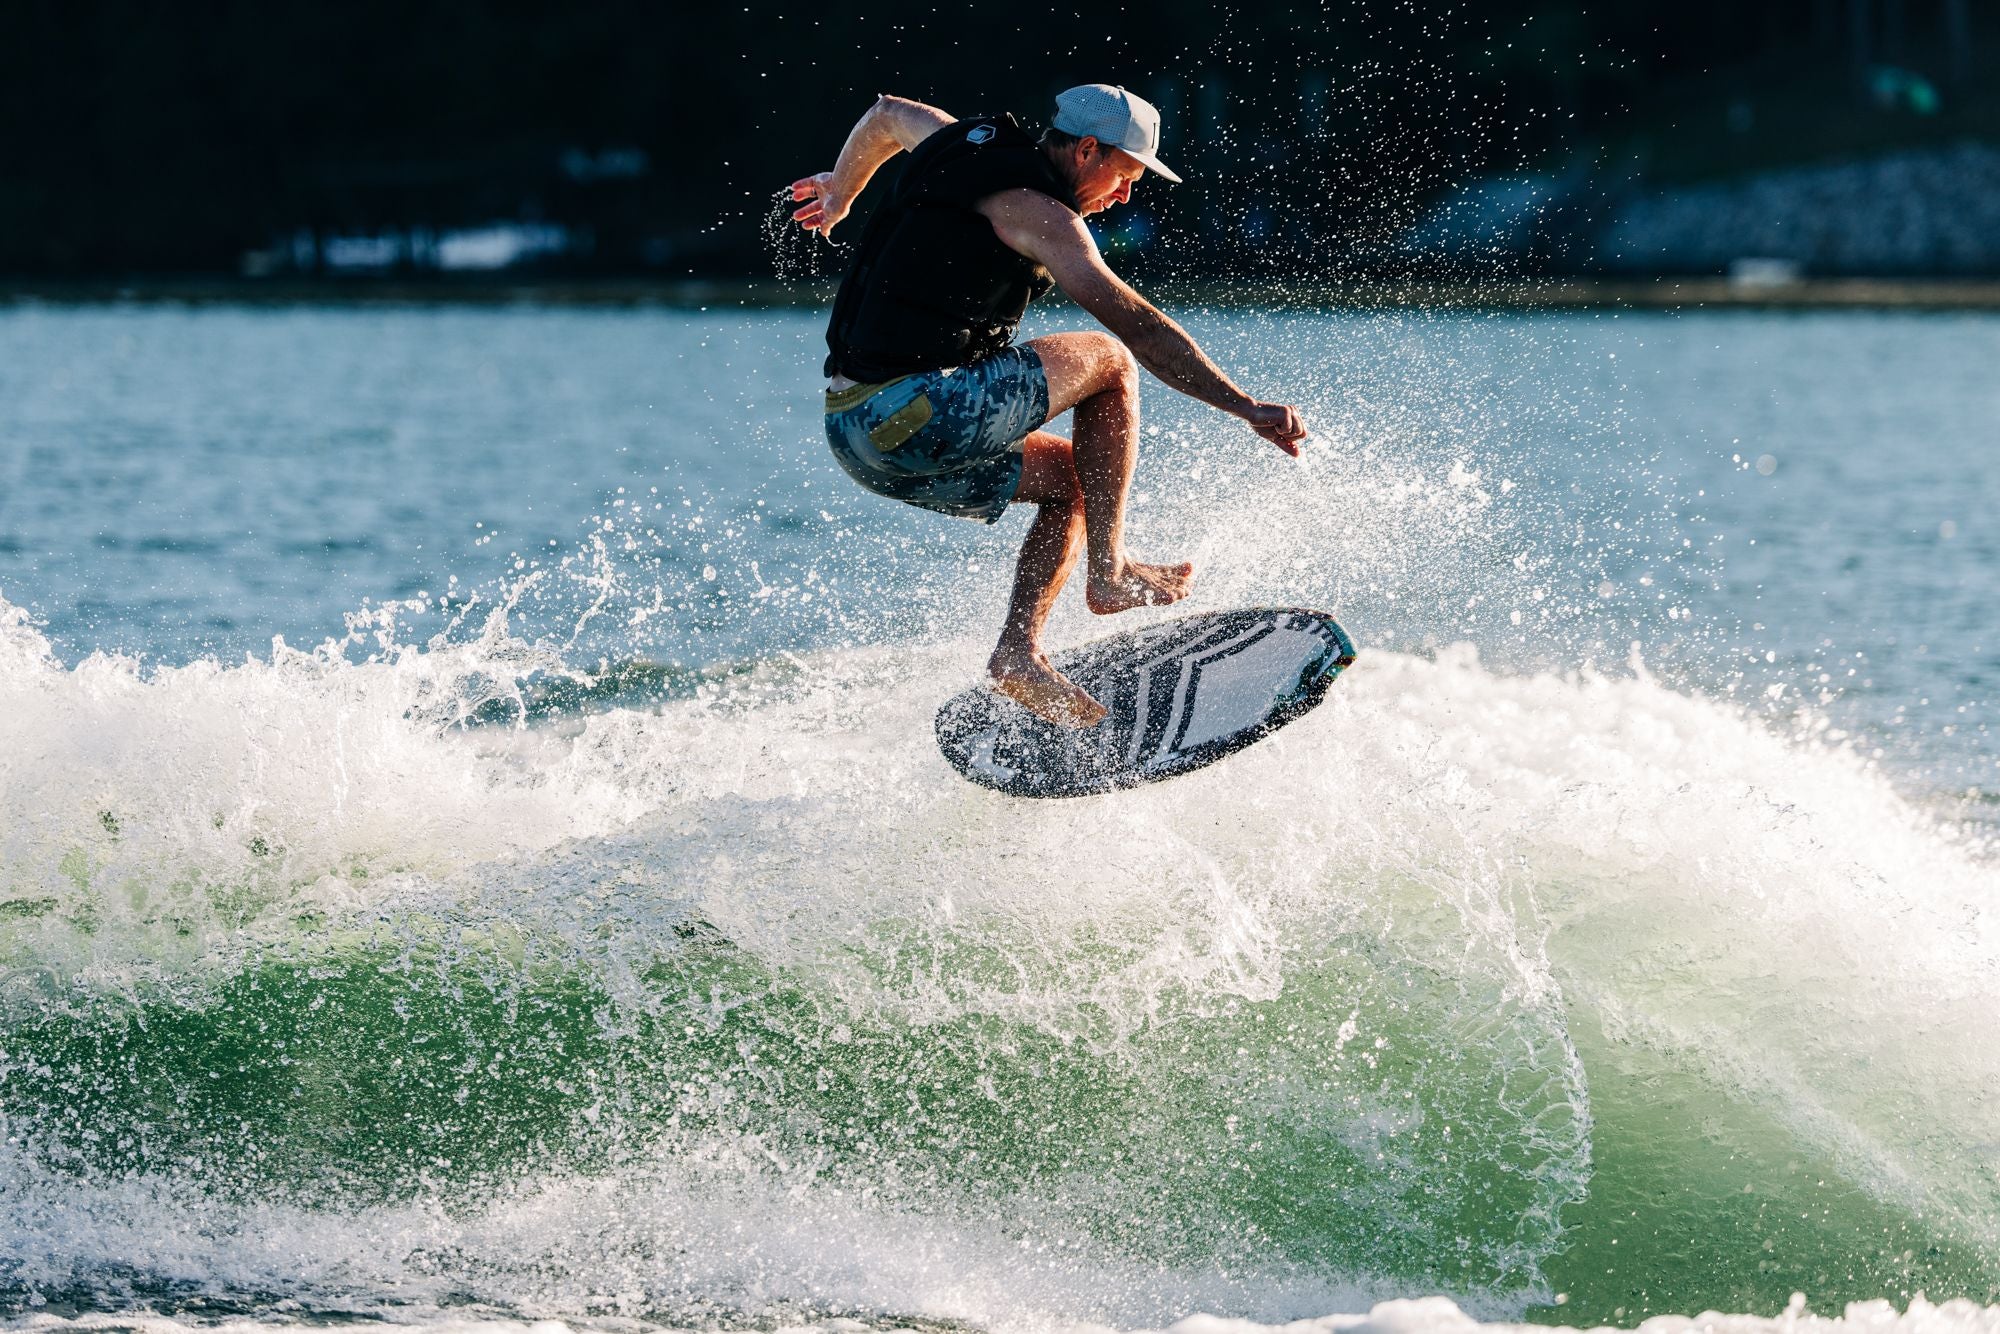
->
[936,607,1357,798]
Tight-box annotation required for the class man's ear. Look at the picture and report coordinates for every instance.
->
[1077,135,1099,158]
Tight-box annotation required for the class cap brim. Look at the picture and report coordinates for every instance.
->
[1128,149,1183,185]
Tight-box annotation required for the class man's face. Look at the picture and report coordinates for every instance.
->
[1069,140,1148,216]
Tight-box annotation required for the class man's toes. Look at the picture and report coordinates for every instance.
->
[1068,691,1110,727]
[997,673,1106,728]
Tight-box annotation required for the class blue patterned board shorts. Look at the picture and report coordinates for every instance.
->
[823,345,1050,524]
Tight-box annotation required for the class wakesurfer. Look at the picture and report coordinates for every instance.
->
[792,84,1307,728]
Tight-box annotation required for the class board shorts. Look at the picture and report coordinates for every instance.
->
[823,345,1049,524]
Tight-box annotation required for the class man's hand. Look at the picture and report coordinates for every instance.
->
[1241,402,1308,457]
[790,173,851,238]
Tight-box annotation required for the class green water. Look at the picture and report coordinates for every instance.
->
[1531,1020,1999,1325]
[5,916,1585,1308]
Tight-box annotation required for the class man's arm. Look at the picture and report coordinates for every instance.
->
[790,95,955,238]
[979,189,1306,454]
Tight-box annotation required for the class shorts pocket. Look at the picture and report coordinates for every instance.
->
[868,393,933,452]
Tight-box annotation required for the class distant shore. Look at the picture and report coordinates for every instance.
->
[8,275,2000,310]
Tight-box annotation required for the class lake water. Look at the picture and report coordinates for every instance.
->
[1,301,1997,1334]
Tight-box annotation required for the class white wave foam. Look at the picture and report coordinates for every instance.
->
[3,590,1997,1322]
[1339,647,2000,1258]
[0,1138,1386,1330]
[12,1293,2000,1334]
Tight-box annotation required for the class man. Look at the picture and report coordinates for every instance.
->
[792,83,1306,727]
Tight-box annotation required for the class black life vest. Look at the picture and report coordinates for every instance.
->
[824,114,1078,381]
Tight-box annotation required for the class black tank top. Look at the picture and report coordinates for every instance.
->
[824,114,1078,381]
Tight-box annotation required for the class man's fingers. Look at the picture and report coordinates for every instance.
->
[788,175,845,235]
[1249,421,1298,456]
[1245,405,1306,456]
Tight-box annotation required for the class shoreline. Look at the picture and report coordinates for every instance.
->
[7,275,2000,311]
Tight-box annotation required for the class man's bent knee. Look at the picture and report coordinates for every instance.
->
[1030,331,1139,418]
[1087,333,1137,393]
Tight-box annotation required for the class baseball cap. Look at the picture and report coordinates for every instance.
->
[1051,84,1183,184]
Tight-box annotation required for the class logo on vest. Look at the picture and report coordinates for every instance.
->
[965,124,995,145]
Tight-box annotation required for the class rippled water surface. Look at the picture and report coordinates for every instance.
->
[0,302,1996,1333]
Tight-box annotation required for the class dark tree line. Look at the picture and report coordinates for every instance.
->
[0,0,1984,278]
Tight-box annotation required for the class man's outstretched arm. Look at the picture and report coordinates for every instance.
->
[791,95,955,237]
[980,189,1307,454]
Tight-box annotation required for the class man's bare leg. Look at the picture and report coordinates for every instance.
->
[982,337,1191,727]
[1025,332,1193,614]
[987,446,1105,727]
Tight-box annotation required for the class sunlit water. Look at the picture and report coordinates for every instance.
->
[0,302,1996,1334]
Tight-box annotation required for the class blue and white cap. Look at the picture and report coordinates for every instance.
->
[1051,84,1183,184]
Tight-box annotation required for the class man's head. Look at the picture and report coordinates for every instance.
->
[1044,83,1181,216]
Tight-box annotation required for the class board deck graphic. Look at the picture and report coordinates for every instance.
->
[936,607,1358,798]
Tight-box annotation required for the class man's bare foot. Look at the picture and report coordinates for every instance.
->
[1085,559,1195,615]
[989,646,1108,729]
